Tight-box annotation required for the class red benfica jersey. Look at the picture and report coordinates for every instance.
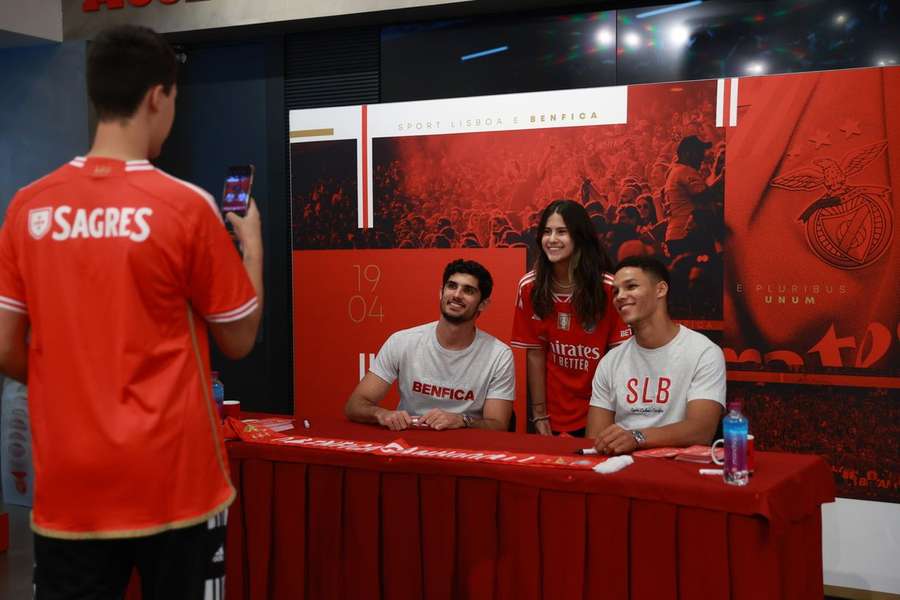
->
[512,272,630,432]
[0,157,258,539]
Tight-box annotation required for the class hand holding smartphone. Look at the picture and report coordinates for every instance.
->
[219,165,262,260]
[220,165,255,218]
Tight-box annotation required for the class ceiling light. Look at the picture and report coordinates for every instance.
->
[745,62,765,75]
[624,32,641,48]
[595,28,614,47]
[668,25,690,46]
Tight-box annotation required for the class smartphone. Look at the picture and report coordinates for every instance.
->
[220,165,255,217]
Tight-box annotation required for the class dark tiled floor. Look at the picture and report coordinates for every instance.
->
[0,498,864,600]
[0,501,33,599]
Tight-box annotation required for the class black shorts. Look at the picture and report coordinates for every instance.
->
[34,510,227,600]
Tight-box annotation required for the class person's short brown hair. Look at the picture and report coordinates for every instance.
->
[615,255,670,288]
[87,25,177,121]
[442,259,493,300]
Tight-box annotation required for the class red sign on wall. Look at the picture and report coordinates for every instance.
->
[82,0,181,11]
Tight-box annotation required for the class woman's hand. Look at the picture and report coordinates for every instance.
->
[534,418,553,436]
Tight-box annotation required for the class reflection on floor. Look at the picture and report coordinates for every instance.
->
[0,500,32,600]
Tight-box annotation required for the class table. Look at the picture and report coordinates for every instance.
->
[224,418,835,600]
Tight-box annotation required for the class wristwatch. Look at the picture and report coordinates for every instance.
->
[630,429,646,448]
[461,414,473,428]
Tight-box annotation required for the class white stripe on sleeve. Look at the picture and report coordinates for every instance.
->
[206,297,259,323]
[0,296,27,315]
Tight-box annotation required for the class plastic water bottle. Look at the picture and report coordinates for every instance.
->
[723,401,749,486]
[211,371,225,420]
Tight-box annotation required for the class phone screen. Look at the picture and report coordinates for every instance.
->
[221,165,254,216]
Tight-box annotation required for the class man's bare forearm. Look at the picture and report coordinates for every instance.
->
[469,417,506,431]
[345,392,385,424]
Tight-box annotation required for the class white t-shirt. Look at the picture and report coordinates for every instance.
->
[370,321,515,418]
[590,325,726,430]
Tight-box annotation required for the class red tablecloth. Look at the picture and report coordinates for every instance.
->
[224,418,835,600]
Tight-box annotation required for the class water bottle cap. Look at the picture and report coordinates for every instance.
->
[727,400,742,410]
[211,371,219,378]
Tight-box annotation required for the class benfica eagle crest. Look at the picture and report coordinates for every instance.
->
[771,140,892,270]
[28,207,52,240]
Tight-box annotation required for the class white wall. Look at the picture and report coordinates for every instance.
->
[823,498,900,594]
[63,0,472,39]
[0,0,62,42]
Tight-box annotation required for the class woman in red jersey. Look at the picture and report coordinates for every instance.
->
[512,200,630,436]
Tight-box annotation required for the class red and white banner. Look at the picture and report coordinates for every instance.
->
[229,418,606,471]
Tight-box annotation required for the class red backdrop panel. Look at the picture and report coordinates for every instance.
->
[293,248,527,425]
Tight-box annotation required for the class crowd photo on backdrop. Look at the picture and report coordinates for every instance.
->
[292,82,726,319]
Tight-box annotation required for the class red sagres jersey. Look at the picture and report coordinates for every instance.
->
[0,157,258,539]
[511,272,631,432]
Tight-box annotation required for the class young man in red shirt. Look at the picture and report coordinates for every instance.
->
[0,25,262,599]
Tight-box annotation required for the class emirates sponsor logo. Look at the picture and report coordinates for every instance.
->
[548,340,601,361]
[549,340,601,371]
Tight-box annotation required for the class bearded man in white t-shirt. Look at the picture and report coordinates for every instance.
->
[587,255,725,455]
[344,259,515,432]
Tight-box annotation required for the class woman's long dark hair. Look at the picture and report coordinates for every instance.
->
[531,199,613,330]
